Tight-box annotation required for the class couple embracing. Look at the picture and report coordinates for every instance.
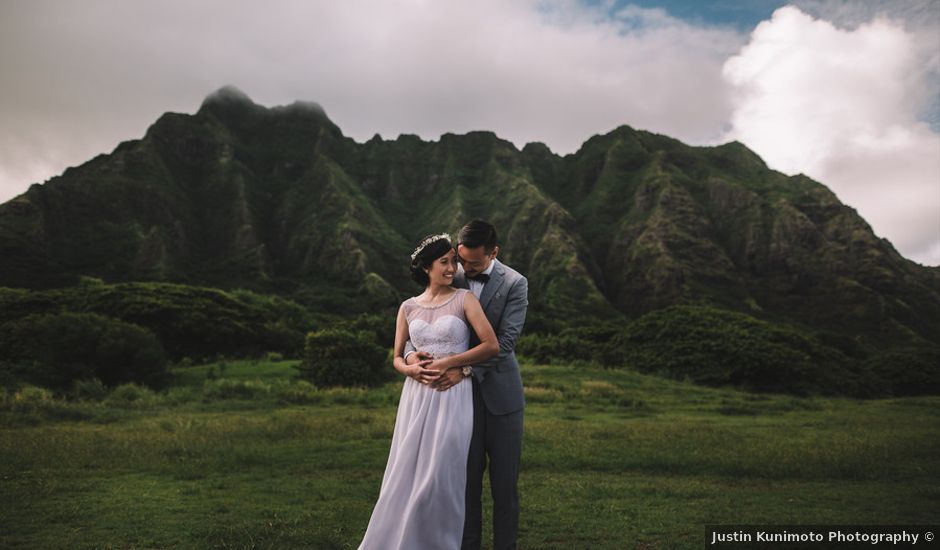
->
[359,220,528,550]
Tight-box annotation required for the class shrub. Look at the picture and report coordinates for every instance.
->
[0,360,24,392]
[610,305,862,396]
[71,377,109,401]
[341,314,397,348]
[0,312,169,391]
[517,323,621,366]
[0,282,314,362]
[298,329,391,388]
[519,307,905,397]
[517,333,585,365]
[160,386,201,406]
[862,346,940,396]
[11,385,55,410]
[5,385,91,420]
[105,382,158,408]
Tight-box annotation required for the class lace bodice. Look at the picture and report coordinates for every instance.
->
[402,289,471,359]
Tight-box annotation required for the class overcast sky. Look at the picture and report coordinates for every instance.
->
[1,0,937,265]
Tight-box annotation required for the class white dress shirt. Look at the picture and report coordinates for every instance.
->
[467,258,497,299]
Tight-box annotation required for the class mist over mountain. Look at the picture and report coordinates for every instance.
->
[2,85,937,348]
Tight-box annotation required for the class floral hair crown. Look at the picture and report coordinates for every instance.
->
[410,233,452,261]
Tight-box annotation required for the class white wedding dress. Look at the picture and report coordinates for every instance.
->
[358,289,474,550]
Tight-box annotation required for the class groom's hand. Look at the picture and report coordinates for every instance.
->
[432,367,464,391]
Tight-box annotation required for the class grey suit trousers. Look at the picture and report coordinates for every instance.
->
[462,377,524,550]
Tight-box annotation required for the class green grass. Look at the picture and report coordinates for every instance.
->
[1,359,938,549]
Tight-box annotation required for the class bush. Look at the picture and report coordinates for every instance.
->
[0,282,314,362]
[5,385,92,420]
[160,385,201,406]
[10,385,55,411]
[298,329,391,388]
[520,307,915,397]
[610,305,865,396]
[105,382,159,407]
[341,314,397,348]
[0,312,170,392]
[71,377,109,401]
[862,346,940,396]
[517,323,621,366]
[517,333,583,365]
[0,360,23,392]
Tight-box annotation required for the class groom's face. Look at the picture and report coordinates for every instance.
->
[456,244,498,277]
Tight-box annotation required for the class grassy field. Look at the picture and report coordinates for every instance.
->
[1,358,938,549]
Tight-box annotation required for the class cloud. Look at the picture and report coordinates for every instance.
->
[1,1,936,266]
[791,0,940,130]
[0,0,742,201]
[722,5,940,266]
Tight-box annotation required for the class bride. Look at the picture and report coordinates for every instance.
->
[358,233,499,550]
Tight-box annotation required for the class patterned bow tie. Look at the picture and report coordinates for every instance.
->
[467,273,490,283]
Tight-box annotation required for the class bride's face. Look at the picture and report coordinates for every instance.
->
[424,248,458,287]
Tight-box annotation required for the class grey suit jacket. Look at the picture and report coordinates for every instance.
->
[405,258,528,415]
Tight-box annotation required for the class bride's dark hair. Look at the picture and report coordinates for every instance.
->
[410,235,454,286]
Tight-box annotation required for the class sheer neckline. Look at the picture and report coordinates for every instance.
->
[409,289,463,309]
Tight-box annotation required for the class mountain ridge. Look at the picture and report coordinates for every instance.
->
[1,86,937,348]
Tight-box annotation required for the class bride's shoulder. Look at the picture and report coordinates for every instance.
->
[456,288,476,303]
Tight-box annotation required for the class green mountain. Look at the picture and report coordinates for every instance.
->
[2,86,938,350]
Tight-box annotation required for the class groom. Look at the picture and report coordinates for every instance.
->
[405,219,528,550]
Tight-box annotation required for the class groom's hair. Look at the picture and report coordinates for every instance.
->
[457,220,497,253]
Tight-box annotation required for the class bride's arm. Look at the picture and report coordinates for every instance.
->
[393,305,440,385]
[431,293,498,371]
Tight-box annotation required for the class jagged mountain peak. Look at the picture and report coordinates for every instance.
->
[0,94,937,348]
[271,99,329,119]
[522,141,553,154]
[200,85,257,110]
[197,86,332,127]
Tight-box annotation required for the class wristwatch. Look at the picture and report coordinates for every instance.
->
[461,366,473,378]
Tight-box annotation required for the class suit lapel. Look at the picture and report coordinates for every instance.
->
[478,261,504,311]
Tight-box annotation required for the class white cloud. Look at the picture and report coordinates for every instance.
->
[791,0,940,130]
[722,6,940,266]
[1,1,936,266]
[0,0,742,201]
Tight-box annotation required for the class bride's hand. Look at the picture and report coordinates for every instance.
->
[407,361,442,385]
